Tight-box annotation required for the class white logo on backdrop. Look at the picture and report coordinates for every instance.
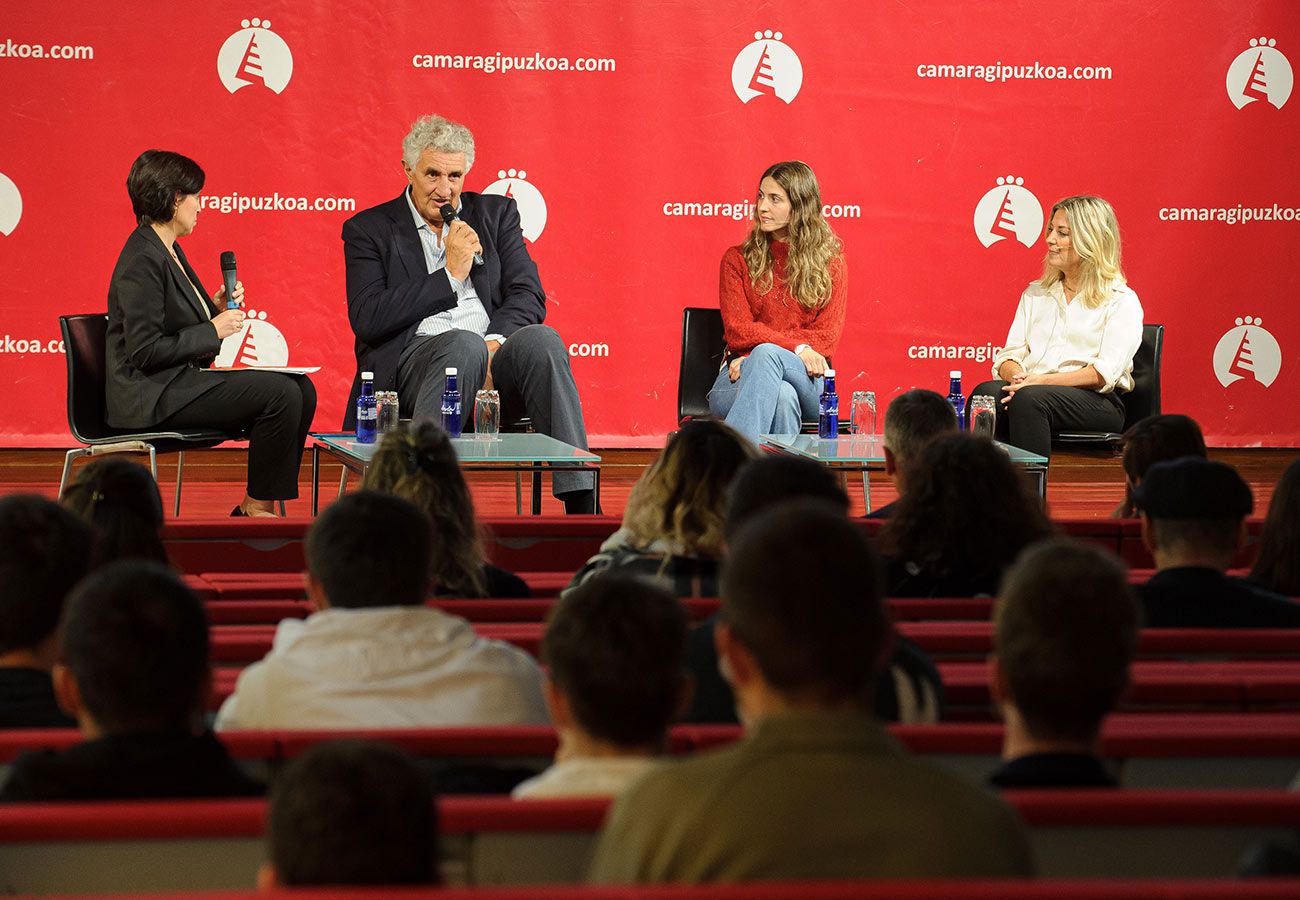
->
[482,168,548,242]
[1226,37,1293,109]
[216,309,290,367]
[0,172,21,236]
[731,30,803,104]
[1214,316,1282,387]
[973,176,1043,248]
[217,18,294,94]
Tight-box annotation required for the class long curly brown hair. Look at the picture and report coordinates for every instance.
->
[362,422,487,597]
[622,419,758,558]
[1251,457,1300,596]
[881,432,1054,585]
[740,161,843,309]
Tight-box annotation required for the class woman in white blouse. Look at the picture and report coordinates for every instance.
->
[972,195,1143,458]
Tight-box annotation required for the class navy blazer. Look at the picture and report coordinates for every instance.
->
[340,190,545,428]
[105,227,223,429]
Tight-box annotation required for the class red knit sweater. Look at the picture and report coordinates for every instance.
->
[718,241,847,359]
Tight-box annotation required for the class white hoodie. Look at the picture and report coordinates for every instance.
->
[214,606,549,730]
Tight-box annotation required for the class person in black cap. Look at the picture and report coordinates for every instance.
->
[1135,457,1300,628]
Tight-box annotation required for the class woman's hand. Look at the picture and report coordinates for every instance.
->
[1000,373,1046,405]
[211,308,247,340]
[212,280,245,311]
[728,355,747,382]
[797,346,829,377]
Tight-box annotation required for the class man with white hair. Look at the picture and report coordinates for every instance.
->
[342,114,596,513]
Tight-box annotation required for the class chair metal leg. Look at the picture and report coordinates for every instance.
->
[174,451,185,518]
[338,468,348,499]
[58,449,83,500]
[515,472,523,516]
[532,466,543,515]
[148,445,158,480]
[278,500,286,516]
[861,470,871,514]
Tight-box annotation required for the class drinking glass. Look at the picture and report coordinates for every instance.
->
[376,391,400,434]
[850,391,877,435]
[969,394,997,438]
[474,389,500,440]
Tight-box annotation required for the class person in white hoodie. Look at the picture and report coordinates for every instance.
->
[215,492,547,730]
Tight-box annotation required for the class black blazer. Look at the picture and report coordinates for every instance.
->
[339,190,545,428]
[105,226,223,429]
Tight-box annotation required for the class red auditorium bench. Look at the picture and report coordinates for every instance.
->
[1,792,1299,890]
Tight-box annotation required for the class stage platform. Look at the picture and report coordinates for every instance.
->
[1,445,1294,520]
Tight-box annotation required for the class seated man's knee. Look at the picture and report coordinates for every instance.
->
[511,324,565,356]
[447,329,490,364]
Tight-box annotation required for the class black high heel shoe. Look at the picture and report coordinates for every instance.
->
[230,505,248,517]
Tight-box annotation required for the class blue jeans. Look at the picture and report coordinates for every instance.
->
[707,343,823,441]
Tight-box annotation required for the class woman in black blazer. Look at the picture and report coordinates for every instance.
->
[106,150,316,516]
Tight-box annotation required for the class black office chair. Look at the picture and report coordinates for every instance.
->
[675,306,842,432]
[1054,323,1164,448]
[59,313,248,516]
[677,307,727,424]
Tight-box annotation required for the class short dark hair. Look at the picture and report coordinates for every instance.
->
[61,561,209,733]
[1117,415,1207,516]
[722,501,887,703]
[268,740,438,886]
[883,432,1053,584]
[306,492,433,608]
[0,495,90,654]
[543,574,687,748]
[61,458,167,570]
[883,388,958,464]
[995,540,1139,744]
[126,149,204,226]
[725,456,849,539]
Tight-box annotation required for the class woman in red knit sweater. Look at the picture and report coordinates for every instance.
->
[707,161,847,440]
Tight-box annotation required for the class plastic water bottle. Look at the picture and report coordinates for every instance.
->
[356,371,378,444]
[441,367,462,437]
[818,369,839,439]
[947,370,967,431]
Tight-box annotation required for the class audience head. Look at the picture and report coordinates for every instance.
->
[1038,194,1124,308]
[58,560,209,734]
[264,740,437,887]
[994,540,1140,747]
[61,458,167,569]
[721,501,887,711]
[741,160,842,310]
[542,574,689,751]
[883,432,1053,587]
[882,389,959,488]
[363,422,486,597]
[622,419,757,558]
[0,495,90,662]
[725,455,849,540]
[126,149,205,227]
[1135,457,1253,570]
[1251,457,1300,596]
[306,492,434,609]
[1116,414,1208,517]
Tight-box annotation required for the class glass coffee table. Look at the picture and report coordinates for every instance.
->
[758,433,1048,513]
[310,432,601,515]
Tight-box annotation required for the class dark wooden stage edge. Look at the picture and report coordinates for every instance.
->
[0,446,1295,520]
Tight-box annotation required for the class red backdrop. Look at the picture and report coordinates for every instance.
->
[1,0,1296,446]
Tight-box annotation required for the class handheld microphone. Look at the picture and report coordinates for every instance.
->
[219,251,238,309]
[438,204,484,266]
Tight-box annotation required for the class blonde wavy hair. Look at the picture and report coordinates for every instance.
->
[1038,195,1126,309]
[740,161,843,309]
[362,422,487,597]
[622,420,759,558]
